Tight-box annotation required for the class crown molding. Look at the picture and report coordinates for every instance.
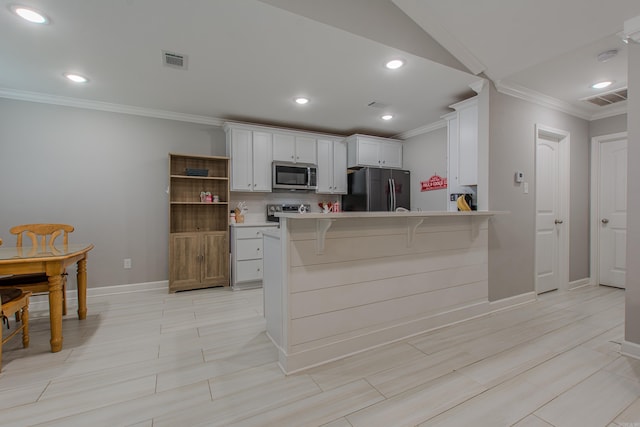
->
[0,88,225,126]
[589,101,628,121]
[496,80,597,121]
[393,119,447,140]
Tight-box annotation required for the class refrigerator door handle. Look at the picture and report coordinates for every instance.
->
[387,178,393,211]
[391,178,396,211]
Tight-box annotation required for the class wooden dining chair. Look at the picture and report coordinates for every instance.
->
[0,287,31,372]
[0,238,32,371]
[0,224,74,316]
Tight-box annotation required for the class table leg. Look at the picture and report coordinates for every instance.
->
[48,274,64,352]
[77,257,87,320]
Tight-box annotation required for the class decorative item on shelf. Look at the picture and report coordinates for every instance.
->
[199,191,214,202]
[200,191,212,203]
[333,201,340,212]
[213,194,220,203]
[185,168,208,177]
[230,211,236,224]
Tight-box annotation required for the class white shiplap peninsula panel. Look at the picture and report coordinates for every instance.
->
[263,212,500,374]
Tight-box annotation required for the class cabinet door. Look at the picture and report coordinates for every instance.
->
[379,142,403,168]
[332,139,348,194]
[358,138,380,166]
[272,133,295,162]
[316,139,333,193]
[230,129,253,191]
[252,131,273,191]
[170,233,201,289]
[457,103,478,185]
[202,232,229,285]
[295,136,317,164]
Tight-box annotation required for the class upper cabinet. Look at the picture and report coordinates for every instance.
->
[273,134,317,164]
[449,96,478,186]
[346,134,403,169]
[224,125,273,192]
[316,138,347,194]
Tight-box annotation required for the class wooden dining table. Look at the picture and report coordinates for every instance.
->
[0,243,94,352]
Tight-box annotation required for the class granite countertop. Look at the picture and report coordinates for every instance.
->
[275,210,505,219]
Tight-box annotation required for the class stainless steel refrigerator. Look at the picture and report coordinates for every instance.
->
[342,168,410,211]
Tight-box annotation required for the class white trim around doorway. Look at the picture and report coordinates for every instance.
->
[589,132,628,287]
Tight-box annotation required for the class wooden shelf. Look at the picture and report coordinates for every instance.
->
[170,175,229,181]
[169,153,230,292]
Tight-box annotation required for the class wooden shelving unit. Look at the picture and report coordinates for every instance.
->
[169,153,230,292]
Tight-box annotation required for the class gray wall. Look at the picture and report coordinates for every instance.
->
[487,85,591,301]
[589,114,627,137]
[402,126,448,211]
[626,41,640,345]
[0,98,225,289]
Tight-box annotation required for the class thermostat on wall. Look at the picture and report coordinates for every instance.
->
[515,171,524,183]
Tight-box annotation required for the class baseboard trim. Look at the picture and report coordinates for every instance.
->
[622,341,640,360]
[488,292,536,313]
[28,281,168,311]
[569,278,591,290]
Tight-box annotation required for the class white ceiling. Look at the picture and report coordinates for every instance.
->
[393,0,640,120]
[1,1,639,138]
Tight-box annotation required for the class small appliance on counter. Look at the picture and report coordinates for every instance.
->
[267,203,311,222]
[450,193,476,211]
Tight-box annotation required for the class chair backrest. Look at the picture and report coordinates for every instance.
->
[10,224,74,248]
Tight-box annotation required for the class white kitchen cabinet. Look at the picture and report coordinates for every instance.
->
[273,133,316,164]
[346,134,403,168]
[225,125,272,192]
[316,138,347,194]
[450,97,478,186]
[230,224,278,290]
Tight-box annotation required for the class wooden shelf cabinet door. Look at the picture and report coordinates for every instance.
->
[170,232,229,291]
[169,233,201,290]
[202,232,229,284]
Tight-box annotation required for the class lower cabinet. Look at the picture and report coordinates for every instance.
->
[230,224,277,290]
[170,232,229,292]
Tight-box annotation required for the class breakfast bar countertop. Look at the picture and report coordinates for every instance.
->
[275,210,505,219]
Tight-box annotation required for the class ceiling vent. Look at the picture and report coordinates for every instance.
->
[367,101,390,109]
[162,51,188,70]
[581,88,627,107]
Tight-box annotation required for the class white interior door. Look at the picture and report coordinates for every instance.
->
[598,137,627,288]
[535,126,569,294]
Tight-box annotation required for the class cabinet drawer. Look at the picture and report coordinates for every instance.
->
[236,239,263,260]
[235,259,263,282]
[235,227,273,240]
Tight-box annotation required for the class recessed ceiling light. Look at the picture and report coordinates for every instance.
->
[11,5,49,24]
[381,114,394,121]
[385,59,404,70]
[294,97,309,105]
[591,81,612,89]
[64,73,88,83]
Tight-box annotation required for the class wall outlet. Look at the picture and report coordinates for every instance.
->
[124,258,132,269]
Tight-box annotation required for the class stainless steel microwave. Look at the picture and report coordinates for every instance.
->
[272,162,317,191]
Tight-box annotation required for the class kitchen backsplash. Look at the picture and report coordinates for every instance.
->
[229,192,341,222]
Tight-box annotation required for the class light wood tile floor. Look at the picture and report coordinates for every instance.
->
[0,285,637,426]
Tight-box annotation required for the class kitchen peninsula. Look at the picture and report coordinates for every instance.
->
[263,210,501,374]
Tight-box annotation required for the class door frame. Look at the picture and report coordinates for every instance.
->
[535,124,570,293]
[589,131,628,286]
